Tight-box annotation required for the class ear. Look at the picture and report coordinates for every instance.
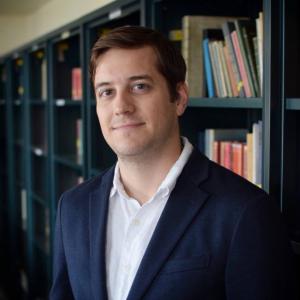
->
[175,82,189,116]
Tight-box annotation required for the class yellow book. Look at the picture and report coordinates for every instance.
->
[246,133,253,183]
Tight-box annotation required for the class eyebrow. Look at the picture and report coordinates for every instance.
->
[94,74,154,90]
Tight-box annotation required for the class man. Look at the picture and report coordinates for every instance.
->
[50,26,296,300]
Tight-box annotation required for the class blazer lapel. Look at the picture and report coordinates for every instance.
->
[89,167,114,300]
[127,151,211,300]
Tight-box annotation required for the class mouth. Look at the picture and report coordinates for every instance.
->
[112,122,145,130]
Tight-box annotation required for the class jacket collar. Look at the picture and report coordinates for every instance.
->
[89,167,114,300]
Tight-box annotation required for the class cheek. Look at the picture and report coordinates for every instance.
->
[96,107,108,133]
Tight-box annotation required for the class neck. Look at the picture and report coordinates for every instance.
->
[118,138,182,205]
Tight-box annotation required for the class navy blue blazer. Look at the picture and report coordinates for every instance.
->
[50,149,296,300]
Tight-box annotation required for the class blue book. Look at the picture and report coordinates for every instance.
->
[203,38,215,97]
[203,29,224,98]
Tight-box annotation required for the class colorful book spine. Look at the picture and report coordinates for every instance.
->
[234,20,257,97]
[231,30,252,97]
[76,119,83,164]
[72,68,82,100]
[222,21,245,97]
[223,44,239,97]
[203,38,216,97]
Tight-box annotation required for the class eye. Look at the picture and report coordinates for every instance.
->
[132,83,150,93]
[97,88,114,98]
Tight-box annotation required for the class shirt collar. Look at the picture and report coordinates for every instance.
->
[110,137,193,202]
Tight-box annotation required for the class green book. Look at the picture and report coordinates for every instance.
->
[234,20,258,97]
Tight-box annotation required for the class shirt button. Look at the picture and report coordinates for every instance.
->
[132,219,140,226]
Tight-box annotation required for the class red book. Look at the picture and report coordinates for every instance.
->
[213,141,220,163]
[232,142,243,176]
[72,68,82,100]
[220,141,232,170]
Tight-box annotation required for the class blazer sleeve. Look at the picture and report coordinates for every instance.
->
[49,195,74,300]
[225,194,297,300]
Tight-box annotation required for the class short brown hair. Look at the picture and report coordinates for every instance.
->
[89,25,186,100]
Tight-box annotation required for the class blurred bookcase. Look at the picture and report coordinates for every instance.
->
[0,0,299,298]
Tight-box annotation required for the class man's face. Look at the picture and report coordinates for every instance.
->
[94,46,187,160]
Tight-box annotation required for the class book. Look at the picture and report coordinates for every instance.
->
[246,133,253,183]
[243,143,248,179]
[21,189,27,231]
[222,21,245,97]
[256,12,263,94]
[182,15,237,97]
[41,58,47,101]
[231,142,244,176]
[72,68,82,100]
[217,40,232,97]
[234,20,259,97]
[208,41,222,97]
[76,119,83,164]
[252,121,262,186]
[204,128,248,160]
[240,20,260,96]
[223,44,239,97]
[202,29,224,97]
[220,141,232,170]
[169,29,183,52]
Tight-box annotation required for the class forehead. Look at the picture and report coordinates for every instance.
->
[95,46,159,79]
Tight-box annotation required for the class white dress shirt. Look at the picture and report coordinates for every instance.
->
[105,137,193,300]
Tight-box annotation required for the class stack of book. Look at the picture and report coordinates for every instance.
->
[180,13,263,98]
[199,121,262,186]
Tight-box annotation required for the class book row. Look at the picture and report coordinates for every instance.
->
[178,13,263,98]
[198,121,262,186]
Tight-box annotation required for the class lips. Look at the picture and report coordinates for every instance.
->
[112,122,145,130]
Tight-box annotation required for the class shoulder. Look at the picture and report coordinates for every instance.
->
[58,166,115,209]
[185,149,269,215]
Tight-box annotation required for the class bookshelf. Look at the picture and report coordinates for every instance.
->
[281,0,300,289]
[0,0,299,298]
[0,62,9,294]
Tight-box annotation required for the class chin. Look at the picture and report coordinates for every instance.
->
[113,143,150,159]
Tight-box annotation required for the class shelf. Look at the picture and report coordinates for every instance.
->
[286,98,300,110]
[188,98,263,109]
[30,100,47,105]
[54,99,82,107]
[52,28,80,44]
[54,154,83,171]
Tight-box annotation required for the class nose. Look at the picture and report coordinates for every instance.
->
[114,89,135,115]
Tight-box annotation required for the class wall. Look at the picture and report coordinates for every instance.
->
[0,0,114,56]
